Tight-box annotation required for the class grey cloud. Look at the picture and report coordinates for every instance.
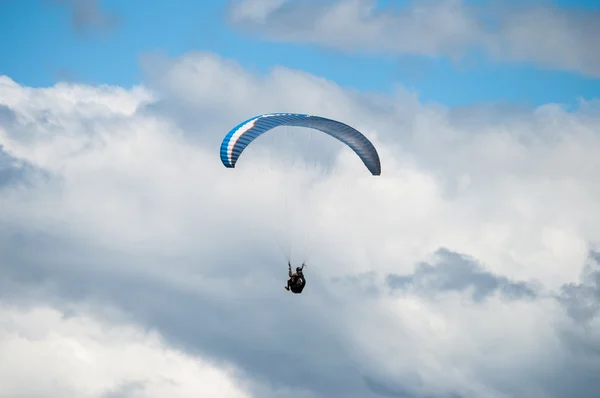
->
[50,0,119,36]
[363,376,417,398]
[0,104,16,126]
[545,327,600,398]
[363,374,465,398]
[4,228,594,398]
[0,226,383,398]
[558,250,600,323]
[386,248,538,302]
[0,145,47,189]
[364,375,468,398]
[484,2,600,76]
[227,0,480,57]
[226,0,600,77]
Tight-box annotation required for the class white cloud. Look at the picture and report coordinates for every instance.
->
[228,0,286,24]
[226,0,600,77]
[0,303,250,398]
[1,51,600,397]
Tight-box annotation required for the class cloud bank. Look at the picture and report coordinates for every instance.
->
[1,51,600,397]
[227,0,600,77]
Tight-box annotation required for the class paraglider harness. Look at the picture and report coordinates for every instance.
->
[286,262,306,294]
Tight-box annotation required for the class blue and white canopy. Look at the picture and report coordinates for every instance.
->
[220,113,381,175]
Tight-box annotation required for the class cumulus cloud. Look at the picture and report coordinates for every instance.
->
[386,248,539,302]
[0,303,250,398]
[1,51,600,397]
[559,251,600,323]
[226,0,600,77]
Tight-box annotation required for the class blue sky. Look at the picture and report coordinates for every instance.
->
[1,0,599,107]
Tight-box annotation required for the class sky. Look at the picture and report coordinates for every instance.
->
[1,0,600,397]
[2,0,600,105]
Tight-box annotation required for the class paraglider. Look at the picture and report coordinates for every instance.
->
[219,112,381,175]
[285,262,306,294]
[220,112,381,294]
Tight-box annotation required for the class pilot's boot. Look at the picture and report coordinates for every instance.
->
[284,286,290,291]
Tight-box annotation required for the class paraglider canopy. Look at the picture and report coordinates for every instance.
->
[220,113,381,175]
